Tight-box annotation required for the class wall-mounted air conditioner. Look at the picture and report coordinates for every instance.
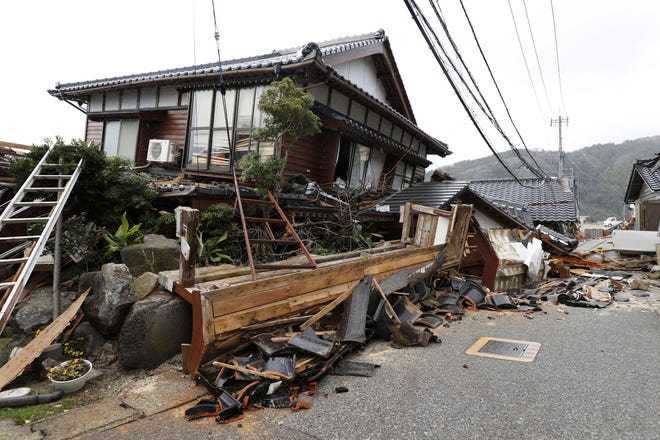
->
[147,139,178,163]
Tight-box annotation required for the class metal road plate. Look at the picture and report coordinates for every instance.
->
[465,337,541,362]
[479,340,528,358]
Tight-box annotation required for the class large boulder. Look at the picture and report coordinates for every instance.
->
[120,234,180,277]
[12,287,72,333]
[117,291,192,369]
[80,263,137,337]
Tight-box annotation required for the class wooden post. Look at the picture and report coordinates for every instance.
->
[176,207,200,288]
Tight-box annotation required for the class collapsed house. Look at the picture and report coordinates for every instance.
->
[49,30,450,209]
[469,177,579,236]
[624,153,660,232]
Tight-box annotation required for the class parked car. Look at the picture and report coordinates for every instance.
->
[603,217,623,228]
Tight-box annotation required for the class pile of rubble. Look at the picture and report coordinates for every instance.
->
[184,254,659,424]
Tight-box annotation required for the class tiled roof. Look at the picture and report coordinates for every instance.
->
[51,31,388,94]
[634,155,660,191]
[624,154,660,202]
[469,178,577,223]
[377,180,470,213]
[377,180,531,228]
[49,29,449,157]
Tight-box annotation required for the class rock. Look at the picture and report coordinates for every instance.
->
[120,234,180,277]
[131,272,160,300]
[38,343,66,365]
[81,263,137,337]
[630,279,650,291]
[12,287,72,333]
[0,337,12,364]
[117,291,192,369]
[71,322,107,359]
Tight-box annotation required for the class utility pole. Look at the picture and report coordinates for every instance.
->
[551,114,569,178]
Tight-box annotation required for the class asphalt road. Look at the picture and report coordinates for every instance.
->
[82,292,659,440]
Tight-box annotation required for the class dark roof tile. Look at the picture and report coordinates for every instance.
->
[469,178,577,223]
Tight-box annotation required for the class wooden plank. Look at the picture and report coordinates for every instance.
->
[0,288,90,390]
[207,244,443,308]
[213,265,363,318]
[211,246,441,318]
[371,279,401,324]
[299,281,360,330]
[212,361,284,380]
[213,281,356,335]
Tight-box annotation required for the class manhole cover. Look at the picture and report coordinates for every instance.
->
[465,337,541,362]
[479,340,528,357]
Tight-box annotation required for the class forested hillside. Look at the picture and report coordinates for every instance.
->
[439,135,660,220]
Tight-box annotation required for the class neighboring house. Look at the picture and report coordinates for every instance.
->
[624,153,660,231]
[376,180,529,230]
[377,180,531,291]
[469,177,579,236]
[49,30,450,196]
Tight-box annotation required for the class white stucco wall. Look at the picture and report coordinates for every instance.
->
[334,58,388,104]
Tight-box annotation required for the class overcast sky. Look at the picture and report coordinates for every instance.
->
[1,0,659,169]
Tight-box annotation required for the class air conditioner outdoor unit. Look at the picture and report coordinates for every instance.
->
[147,139,178,163]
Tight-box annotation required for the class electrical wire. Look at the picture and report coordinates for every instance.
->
[522,0,553,114]
[507,0,546,122]
[457,0,549,178]
[210,0,235,170]
[403,0,544,188]
[550,0,568,115]
[429,0,547,179]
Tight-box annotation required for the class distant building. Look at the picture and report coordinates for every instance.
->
[624,153,660,231]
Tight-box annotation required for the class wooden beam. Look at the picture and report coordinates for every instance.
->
[0,288,90,390]
[212,361,284,380]
[299,281,359,330]
[371,279,401,324]
[176,207,200,288]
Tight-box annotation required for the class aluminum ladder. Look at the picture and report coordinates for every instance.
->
[0,145,83,333]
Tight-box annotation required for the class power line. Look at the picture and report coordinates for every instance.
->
[403,0,545,187]
[522,0,553,113]
[458,0,548,178]
[507,0,546,122]
[550,0,568,115]
[429,0,547,179]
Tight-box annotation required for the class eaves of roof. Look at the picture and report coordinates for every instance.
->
[624,154,660,202]
[49,30,449,158]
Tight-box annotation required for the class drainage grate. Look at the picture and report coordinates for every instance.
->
[465,337,541,362]
[479,340,528,358]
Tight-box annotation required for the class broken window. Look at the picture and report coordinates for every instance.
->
[334,139,386,189]
[392,161,416,191]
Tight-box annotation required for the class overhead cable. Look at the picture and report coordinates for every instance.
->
[522,0,553,114]
[458,0,548,177]
[507,0,546,122]
[550,0,568,115]
[403,0,545,188]
[429,0,547,179]
[210,0,235,169]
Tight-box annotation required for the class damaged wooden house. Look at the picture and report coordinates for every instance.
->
[49,30,450,209]
[45,30,476,375]
[376,179,548,292]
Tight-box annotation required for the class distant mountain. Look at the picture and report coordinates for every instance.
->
[438,135,660,221]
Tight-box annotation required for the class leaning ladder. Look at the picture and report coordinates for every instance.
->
[231,170,316,281]
[0,145,83,333]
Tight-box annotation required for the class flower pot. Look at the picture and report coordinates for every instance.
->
[48,359,93,393]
